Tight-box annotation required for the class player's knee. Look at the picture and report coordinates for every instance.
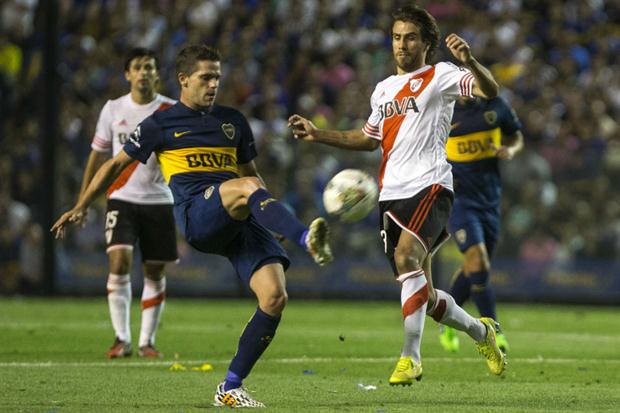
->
[143,263,165,281]
[393,250,423,273]
[463,248,490,273]
[260,289,288,315]
[240,177,264,197]
[110,260,131,275]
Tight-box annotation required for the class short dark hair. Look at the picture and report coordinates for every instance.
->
[124,48,159,71]
[175,45,221,77]
[392,5,440,62]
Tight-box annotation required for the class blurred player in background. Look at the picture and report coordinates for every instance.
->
[77,48,176,359]
[439,96,524,354]
[289,5,506,385]
[53,44,332,408]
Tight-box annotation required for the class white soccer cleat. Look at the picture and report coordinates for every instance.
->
[305,217,333,266]
[213,382,265,408]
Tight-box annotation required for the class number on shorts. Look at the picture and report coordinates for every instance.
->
[380,230,388,254]
[105,210,119,245]
[105,210,119,230]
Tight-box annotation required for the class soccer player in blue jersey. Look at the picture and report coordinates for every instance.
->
[439,96,524,354]
[52,44,332,408]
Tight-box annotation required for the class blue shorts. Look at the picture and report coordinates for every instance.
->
[448,202,500,257]
[174,184,289,284]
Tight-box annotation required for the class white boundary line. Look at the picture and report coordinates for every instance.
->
[0,357,617,368]
[1,322,618,342]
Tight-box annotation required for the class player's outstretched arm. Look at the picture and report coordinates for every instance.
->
[51,150,135,239]
[73,150,109,227]
[445,33,499,99]
[288,114,379,152]
[78,150,109,199]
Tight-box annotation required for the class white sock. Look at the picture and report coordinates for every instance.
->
[139,277,166,348]
[427,289,486,342]
[398,270,428,363]
[106,273,132,343]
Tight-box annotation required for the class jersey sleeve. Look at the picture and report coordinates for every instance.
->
[91,100,113,153]
[235,112,258,164]
[436,62,475,100]
[496,96,522,135]
[122,116,164,164]
[362,85,382,140]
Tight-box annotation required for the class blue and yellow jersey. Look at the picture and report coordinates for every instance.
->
[447,96,522,210]
[123,102,257,205]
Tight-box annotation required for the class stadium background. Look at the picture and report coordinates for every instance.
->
[0,0,619,304]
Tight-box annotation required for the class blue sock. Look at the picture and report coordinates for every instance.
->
[224,307,281,391]
[469,270,497,321]
[450,270,471,306]
[248,188,308,249]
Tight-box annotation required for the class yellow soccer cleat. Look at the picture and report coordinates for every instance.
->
[389,357,423,386]
[439,325,460,353]
[476,317,507,375]
[496,331,510,354]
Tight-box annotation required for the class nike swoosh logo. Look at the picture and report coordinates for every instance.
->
[450,122,460,131]
[174,130,191,138]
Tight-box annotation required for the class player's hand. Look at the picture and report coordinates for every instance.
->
[74,208,89,228]
[490,143,515,160]
[446,34,473,64]
[288,114,318,141]
[50,207,87,239]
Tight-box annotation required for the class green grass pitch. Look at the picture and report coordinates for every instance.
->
[1,298,618,412]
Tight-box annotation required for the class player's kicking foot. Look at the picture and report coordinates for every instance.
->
[106,337,132,359]
[475,317,507,375]
[305,217,333,266]
[138,343,163,358]
[439,325,460,353]
[496,331,510,354]
[389,357,423,386]
[214,382,265,408]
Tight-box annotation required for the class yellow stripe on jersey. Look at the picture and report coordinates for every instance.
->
[157,147,238,182]
[446,128,502,163]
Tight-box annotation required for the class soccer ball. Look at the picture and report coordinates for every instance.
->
[322,169,378,222]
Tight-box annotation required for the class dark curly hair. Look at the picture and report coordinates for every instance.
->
[391,5,440,63]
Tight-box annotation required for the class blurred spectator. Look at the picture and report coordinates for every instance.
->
[2,0,620,293]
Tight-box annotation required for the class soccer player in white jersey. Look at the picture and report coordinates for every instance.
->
[289,5,506,383]
[77,48,176,359]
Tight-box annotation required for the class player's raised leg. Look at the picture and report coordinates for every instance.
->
[138,263,166,358]
[105,248,133,358]
[214,262,287,408]
[219,176,332,265]
[424,256,506,375]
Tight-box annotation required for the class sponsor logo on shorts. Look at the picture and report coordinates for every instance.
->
[204,186,215,200]
[221,123,236,140]
[455,229,467,244]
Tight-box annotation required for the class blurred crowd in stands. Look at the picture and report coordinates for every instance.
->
[1,0,619,293]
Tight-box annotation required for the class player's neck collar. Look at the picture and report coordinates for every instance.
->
[178,101,214,114]
[397,64,431,77]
